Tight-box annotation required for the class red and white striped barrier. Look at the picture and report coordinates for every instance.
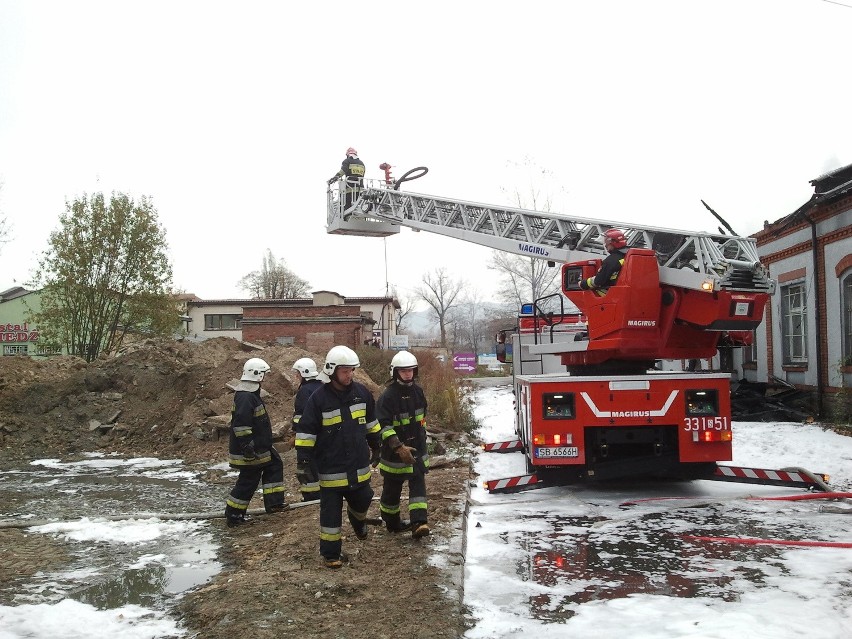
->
[485,474,541,493]
[481,440,524,453]
[712,465,828,490]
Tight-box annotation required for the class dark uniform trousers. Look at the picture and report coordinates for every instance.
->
[381,471,427,528]
[319,483,374,559]
[224,448,285,519]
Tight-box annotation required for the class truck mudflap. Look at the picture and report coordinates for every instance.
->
[483,464,831,494]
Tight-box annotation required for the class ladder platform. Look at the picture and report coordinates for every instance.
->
[326,215,400,238]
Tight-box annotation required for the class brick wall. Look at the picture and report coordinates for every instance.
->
[241,305,368,351]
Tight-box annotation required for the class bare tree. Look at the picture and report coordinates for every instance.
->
[416,267,464,349]
[490,163,567,310]
[450,289,489,353]
[0,181,10,253]
[395,294,417,333]
[488,251,560,310]
[239,249,309,299]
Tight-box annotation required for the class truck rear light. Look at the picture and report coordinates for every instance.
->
[533,433,573,445]
[696,430,732,443]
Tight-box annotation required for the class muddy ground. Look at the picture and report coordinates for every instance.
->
[0,338,474,638]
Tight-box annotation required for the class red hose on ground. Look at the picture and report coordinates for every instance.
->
[620,492,852,506]
[752,492,852,501]
[682,535,852,549]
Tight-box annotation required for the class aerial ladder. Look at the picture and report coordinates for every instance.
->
[325,169,832,492]
[328,168,775,371]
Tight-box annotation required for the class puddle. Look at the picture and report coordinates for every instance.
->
[0,454,226,615]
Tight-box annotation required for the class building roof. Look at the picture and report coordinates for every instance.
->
[757,162,852,237]
[185,295,399,308]
[0,286,32,302]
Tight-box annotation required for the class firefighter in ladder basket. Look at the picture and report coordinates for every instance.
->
[579,228,628,296]
[327,147,366,213]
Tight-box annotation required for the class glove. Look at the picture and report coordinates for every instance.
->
[241,440,257,460]
[370,446,381,468]
[296,461,317,484]
[395,445,416,466]
[327,177,336,185]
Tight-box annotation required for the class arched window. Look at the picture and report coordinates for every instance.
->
[843,272,852,367]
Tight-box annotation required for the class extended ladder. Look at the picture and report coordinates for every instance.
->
[326,177,775,295]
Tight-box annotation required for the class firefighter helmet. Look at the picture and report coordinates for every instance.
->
[319,345,360,382]
[346,147,358,157]
[389,350,418,381]
[241,357,270,382]
[603,228,627,250]
[292,357,319,380]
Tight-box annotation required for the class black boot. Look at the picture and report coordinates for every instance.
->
[385,519,412,533]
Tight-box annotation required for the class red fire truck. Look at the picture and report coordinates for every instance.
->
[327,168,828,491]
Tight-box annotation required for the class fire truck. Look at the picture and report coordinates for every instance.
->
[326,168,829,492]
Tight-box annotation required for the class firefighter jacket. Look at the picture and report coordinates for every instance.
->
[333,156,366,185]
[292,379,323,431]
[376,381,429,477]
[581,248,627,294]
[295,381,381,490]
[228,389,275,468]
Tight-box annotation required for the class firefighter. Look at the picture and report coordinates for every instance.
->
[224,357,286,527]
[327,147,366,212]
[580,228,628,296]
[375,350,430,538]
[291,357,323,502]
[295,345,382,569]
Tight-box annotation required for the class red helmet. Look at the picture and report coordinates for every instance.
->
[346,147,357,157]
[603,228,627,249]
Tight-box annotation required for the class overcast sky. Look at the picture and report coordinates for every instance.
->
[1,0,850,307]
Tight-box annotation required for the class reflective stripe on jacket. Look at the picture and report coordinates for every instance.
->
[228,390,274,467]
[376,381,429,476]
[295,381,381,490]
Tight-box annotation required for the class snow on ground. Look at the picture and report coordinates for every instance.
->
[0,457,218,639]
[464,382,852,639]
[2,386,849,638]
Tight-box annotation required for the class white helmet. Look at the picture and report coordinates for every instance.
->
[292,357,319,380]
[319,345,360,382]
[390,350,418,382]
[241,357,270,382]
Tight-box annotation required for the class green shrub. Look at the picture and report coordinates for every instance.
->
[356,347,479,435]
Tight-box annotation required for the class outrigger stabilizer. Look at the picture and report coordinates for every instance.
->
[481,439,832,494]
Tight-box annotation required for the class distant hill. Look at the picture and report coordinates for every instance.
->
[399,309,436,337]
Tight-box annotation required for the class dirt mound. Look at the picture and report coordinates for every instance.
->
[0,337,472,638]
[0,337,382,461]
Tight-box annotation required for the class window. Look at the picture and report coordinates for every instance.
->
[204,314,242,331]
[3,344,28,356]
[543,393,575,419]
[686,389,719,416]
[843,273,852,366]
[781,282,807,364]
[742,330,757,366]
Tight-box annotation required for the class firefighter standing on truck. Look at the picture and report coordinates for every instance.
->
[376,350,430,539]
[294,345,382,569]
[327,147,366,212]
[291,357,323,502]
[224,358,287,527]
[580,228,628,296]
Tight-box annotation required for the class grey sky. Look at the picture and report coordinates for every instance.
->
[1,0,850,305]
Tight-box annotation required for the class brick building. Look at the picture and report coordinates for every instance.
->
[181,290,400,352]
[747,163,852,418]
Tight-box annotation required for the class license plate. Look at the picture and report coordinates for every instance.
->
[535,446,579,458]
